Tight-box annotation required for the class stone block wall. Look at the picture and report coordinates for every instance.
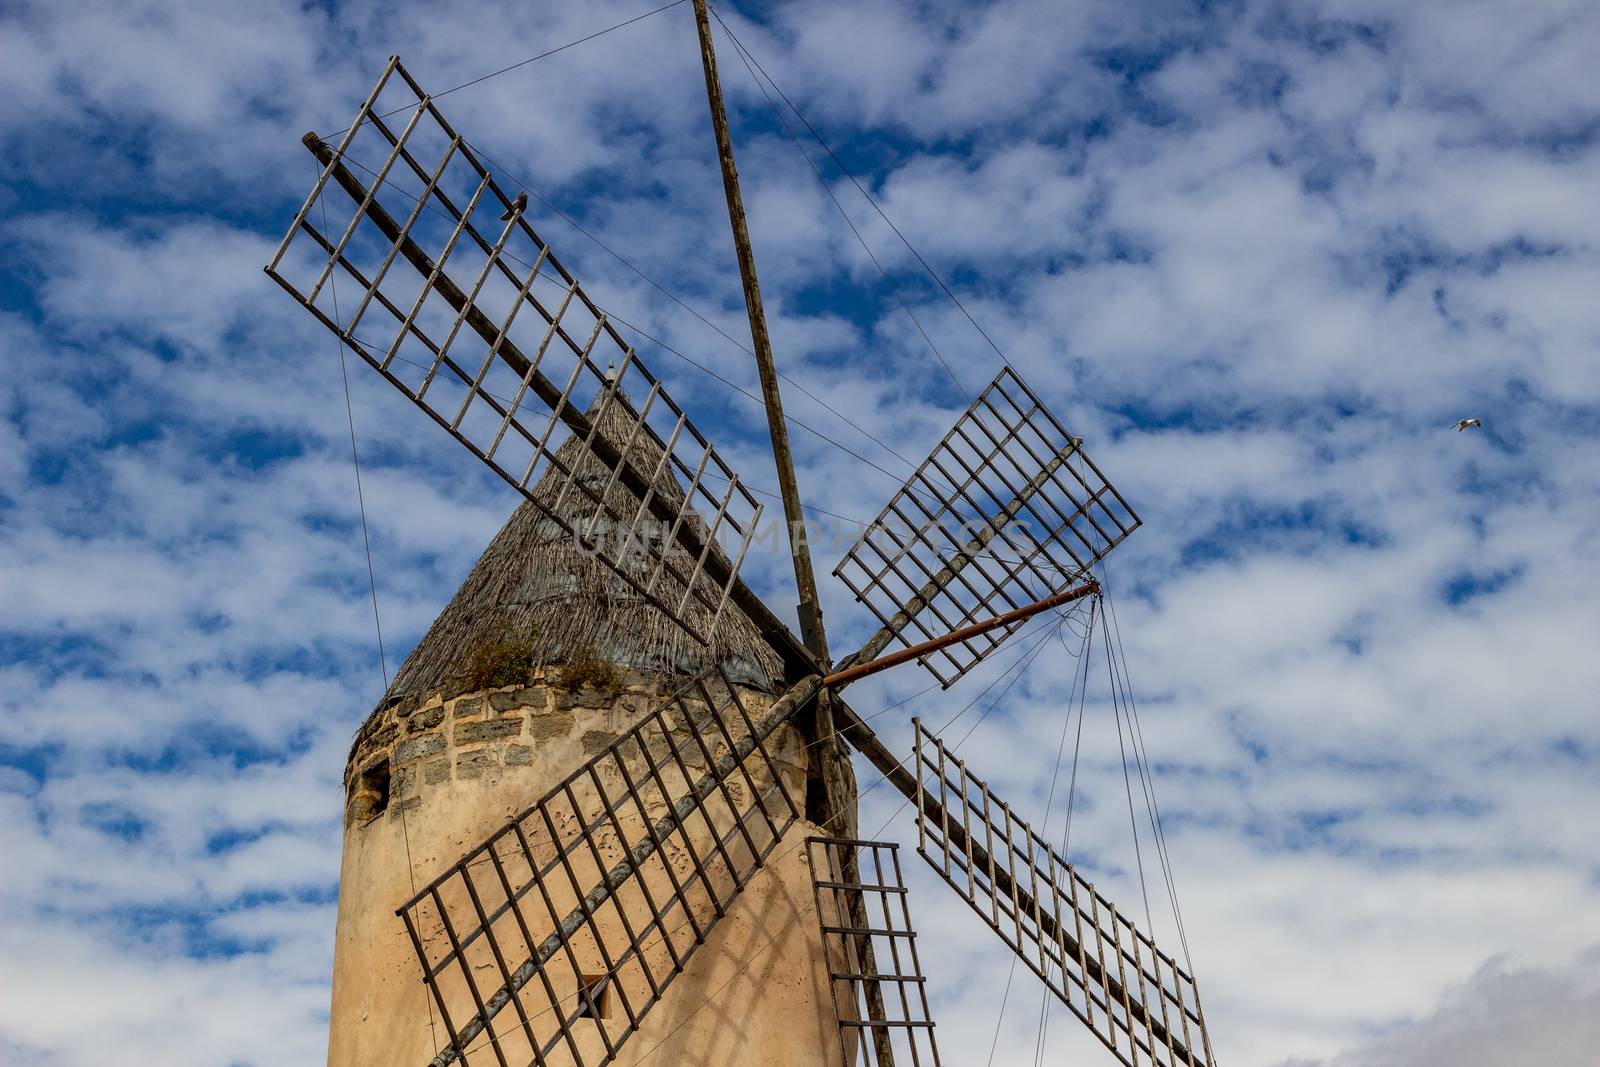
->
[342,665,803,831]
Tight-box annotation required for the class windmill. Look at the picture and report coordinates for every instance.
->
[268,6,1213,1067]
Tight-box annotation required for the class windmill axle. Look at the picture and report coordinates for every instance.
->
[823,579,1100,689]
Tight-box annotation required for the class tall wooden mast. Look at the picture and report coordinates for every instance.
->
[688,0,856,830]
[689,9,897,1061]
[689,0,830,665]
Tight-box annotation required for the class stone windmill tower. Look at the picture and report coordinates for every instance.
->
[328,395,846,1067]
[267,6,1217,1066]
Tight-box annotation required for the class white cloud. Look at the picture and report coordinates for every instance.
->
[1280,946,1600,1067]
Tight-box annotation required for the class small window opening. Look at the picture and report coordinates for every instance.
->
[352,759,390,823]
[575,973,612,1020]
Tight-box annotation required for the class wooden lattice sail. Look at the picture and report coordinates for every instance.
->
[913,720,1215,1067]
[400,670,818,1067]
[832,367,1140,687]
[265,57,764,650]
[807,838,943,1067]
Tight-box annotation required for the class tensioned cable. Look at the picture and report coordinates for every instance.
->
[1087,559,1195,971]
[319,197,390,690]
[317,165,434,1054]
[1098,600,1218,1063]
[707,3,1017,373]
[986,959,1019,1067]
[1028,460,1104,1065]
[713,14,969,400]
[1104,605,1156,933]
[1029,597,1097,1067]
[324,1,691,141]
[1100,564,1199,972]
[987,596,1095,1067]
[1060,456,1099,866]
[1041,602,1096,822]
[1032,614,1100,1066]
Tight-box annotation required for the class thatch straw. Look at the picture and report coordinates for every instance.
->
[366,392,783,723]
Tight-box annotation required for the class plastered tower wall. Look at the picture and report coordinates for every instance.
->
[327,664,848,1067]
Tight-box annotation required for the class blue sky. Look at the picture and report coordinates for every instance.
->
[3,1,1600,1065]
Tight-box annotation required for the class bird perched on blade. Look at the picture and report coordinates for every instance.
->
[500,191,528,221]
[1454,418,1482,431]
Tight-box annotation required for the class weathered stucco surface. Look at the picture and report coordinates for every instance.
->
[327,666,847,1067]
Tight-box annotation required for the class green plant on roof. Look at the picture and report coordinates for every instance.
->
[561,640,622,697]
[454,634,537,695]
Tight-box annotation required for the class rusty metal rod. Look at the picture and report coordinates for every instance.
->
[834,436,1084,679]
[824,579,1099,689]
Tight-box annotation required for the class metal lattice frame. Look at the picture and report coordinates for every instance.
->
[912,721,1213,1067]
[265,57,763,648]
[807,838,943,1067]
[833,367,1139,687]
[399,670,815,1067]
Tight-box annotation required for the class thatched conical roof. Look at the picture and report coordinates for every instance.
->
[372,393,782,714]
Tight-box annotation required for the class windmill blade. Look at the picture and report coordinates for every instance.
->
[832,367,1140,688]
[807,837,944,1067]
[264,57,763,649]
[912,721,1214,1067]
[398,671,820,1067]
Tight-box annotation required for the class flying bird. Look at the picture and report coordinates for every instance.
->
[1454,418,1482,431]
[500,191,527,221]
